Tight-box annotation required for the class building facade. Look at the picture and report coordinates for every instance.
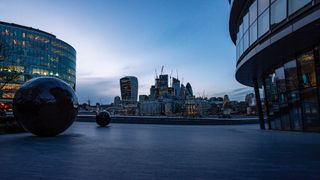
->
[0,21,76,110]
[120,76,138,104]
[229,0,320,131]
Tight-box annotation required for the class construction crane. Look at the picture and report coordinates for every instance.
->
[176,69,179,80]
[160,65,164,75]
[155,69,158,79]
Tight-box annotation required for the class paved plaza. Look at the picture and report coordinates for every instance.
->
[1,122,320,179]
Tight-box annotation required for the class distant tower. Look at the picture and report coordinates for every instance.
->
[172,77,181,97]
[159,74,169,98]
[114,96,121,106]
[120,76,138,104]
[150,85,157,100]
[180,84,186,99]
[186,83,193,97]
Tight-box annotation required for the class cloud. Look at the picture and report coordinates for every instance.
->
[76,77,120,104]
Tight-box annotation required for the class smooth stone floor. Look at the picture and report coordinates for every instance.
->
[0,122,320,179]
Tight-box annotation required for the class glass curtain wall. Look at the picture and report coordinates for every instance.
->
[263,48,320,131]
[298,51,320,131]
[236,0,313,60]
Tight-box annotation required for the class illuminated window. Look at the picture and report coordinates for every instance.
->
[2,92,15,99]
[0,83,21,91]
[32,68,49,75]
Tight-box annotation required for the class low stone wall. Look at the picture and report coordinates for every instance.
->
[77,115,259,125]
[0,116,25,134]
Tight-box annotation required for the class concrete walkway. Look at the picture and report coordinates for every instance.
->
[0,122,320,179]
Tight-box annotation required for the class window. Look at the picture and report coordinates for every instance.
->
[258,8,270,37]
[243,31,249,51]
[236,42,240,59]
[284,60,299,91]
[243,13,249,32]
[284,60,301,130]
[239,23,243,39]
[249,21,258,45]
[298,51,316,88]
[289,0,312,15]
[239,38,244,56]
[250,1,258,24]
[302,88,320,131]
[258,0,269,15]
[269,73,281,130]
[275,67,286,96]
[271,0,287,26]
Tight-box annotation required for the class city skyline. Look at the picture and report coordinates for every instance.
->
[0,0,252,103]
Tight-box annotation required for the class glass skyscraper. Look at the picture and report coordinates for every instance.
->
[120,76,138,104]
[0,21,76,110]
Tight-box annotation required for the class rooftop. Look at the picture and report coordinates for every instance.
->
[1,122,320,179]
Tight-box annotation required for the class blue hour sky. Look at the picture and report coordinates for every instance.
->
[0,0,252,104]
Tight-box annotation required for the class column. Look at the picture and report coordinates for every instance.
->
[253,78,265,130]
[262,77,271,130]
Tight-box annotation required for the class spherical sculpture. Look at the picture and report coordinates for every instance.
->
[13,77,78,137]
[96,111,111,127]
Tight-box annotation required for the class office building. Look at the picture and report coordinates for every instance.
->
[229,0,320,131]
[120,76,138,104]
[0,21,76,110]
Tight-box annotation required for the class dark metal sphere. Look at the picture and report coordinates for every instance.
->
[13,77,78,137]
[96,111,111,127]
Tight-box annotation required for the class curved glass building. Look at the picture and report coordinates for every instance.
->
[0,21,76,110]
[229,0,320,132]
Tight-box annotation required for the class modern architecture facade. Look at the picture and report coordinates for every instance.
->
[0,21,76,110]
[120,76,138,104]
[229,0,320,131]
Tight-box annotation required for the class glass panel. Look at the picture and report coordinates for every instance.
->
[250,0,258,25]
[289,0,312,15]
[270,73,281,129]
[301,88,320,131]
[236,42,239,60]
[258,8,270,38]
[243,13,249,32]
[298,51,316,88]
[237,31,240,44]
[239,23,243,39]
[283,60,302,130]
[284,60,299,91]
[249,21,258,45]
[271,0,287,26]
[275,66,290,130]
[287,90,302,130]
[239,38,244,56]
[243,31,249,51]
[258,0,270,15]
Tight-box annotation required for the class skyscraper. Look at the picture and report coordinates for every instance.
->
[172,77,181,97]
[185,83,193,97]
[159,74,168,98]
[120,76,138,104]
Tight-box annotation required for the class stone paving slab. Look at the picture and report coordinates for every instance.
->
[0,122,320,179]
